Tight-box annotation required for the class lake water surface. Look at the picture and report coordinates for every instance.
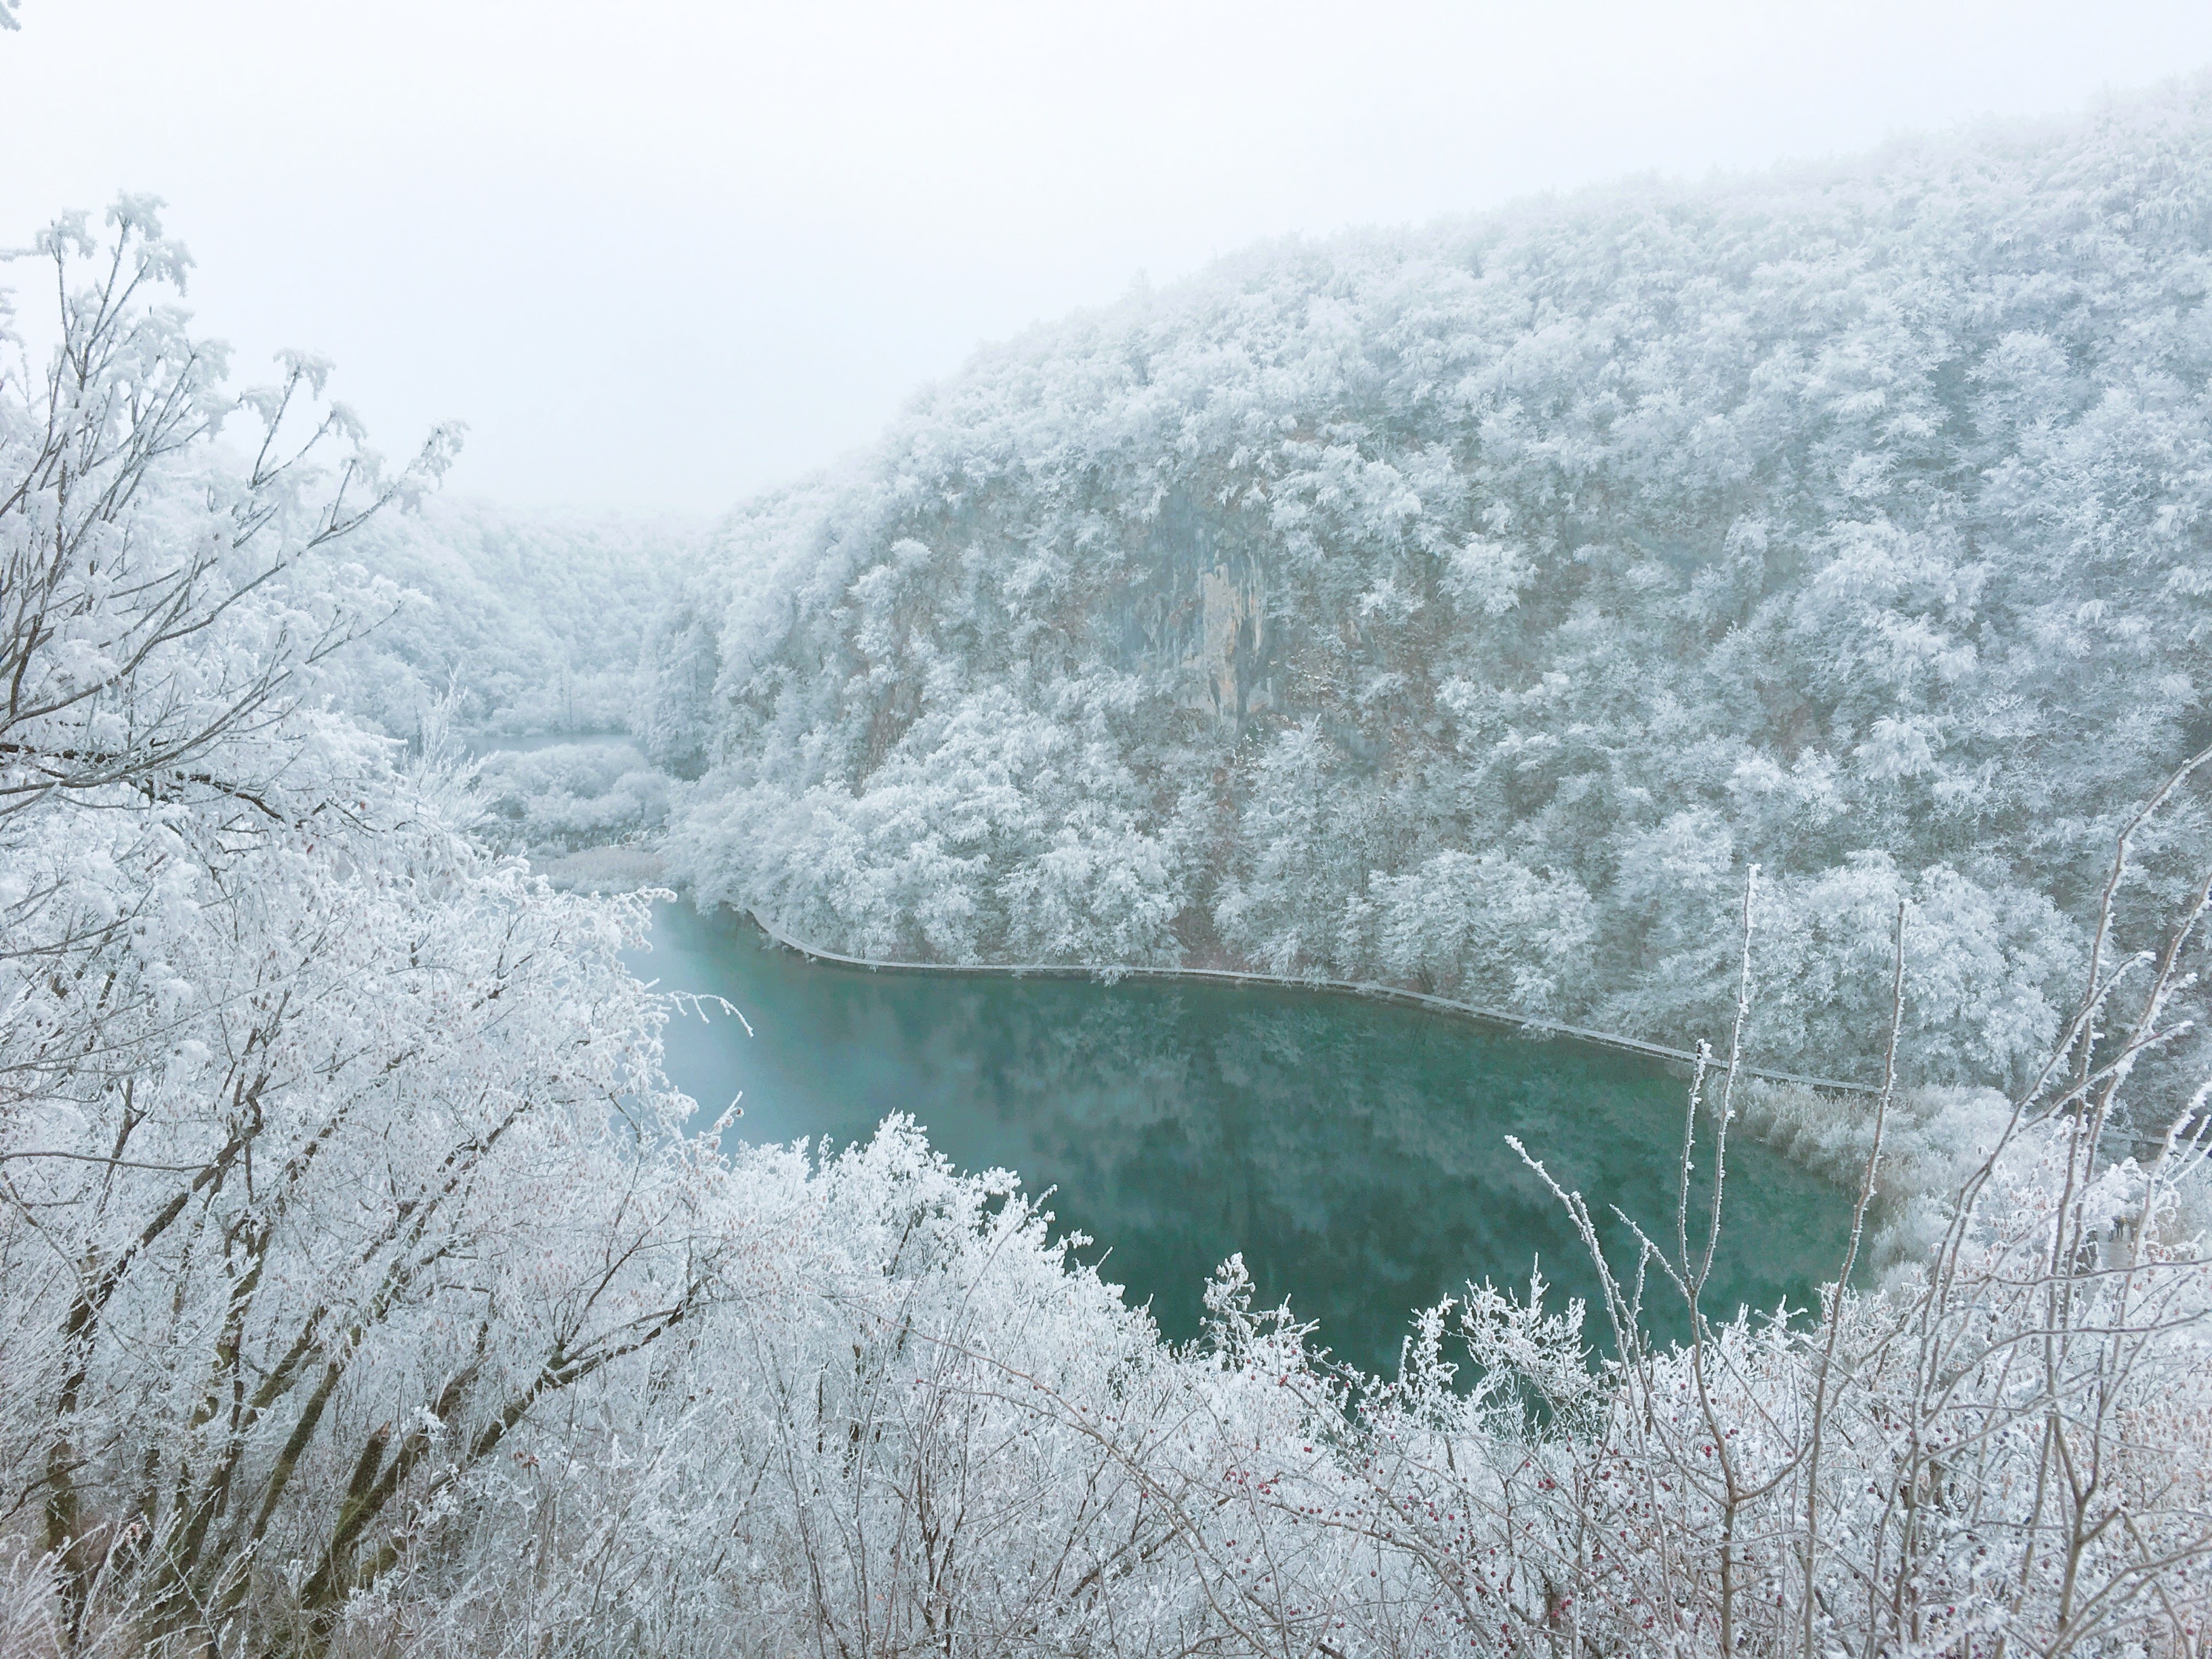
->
[630,900,1854,1373]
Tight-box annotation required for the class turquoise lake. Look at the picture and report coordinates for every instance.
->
[630,899,1854,1373]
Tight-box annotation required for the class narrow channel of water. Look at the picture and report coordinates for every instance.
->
[629,899,1854,1374]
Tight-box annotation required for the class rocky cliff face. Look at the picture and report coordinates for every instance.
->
[1122,492,1272,731]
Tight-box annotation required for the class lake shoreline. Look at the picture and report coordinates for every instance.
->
[738,905,1882,1099]
[630,894,1862,1363]
[520,829,1881,1099]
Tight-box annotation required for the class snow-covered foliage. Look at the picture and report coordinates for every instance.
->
[16,1088,2212,1658]
[315,501,693,740]
[0,201,711,1656]
[472,737,672,855]
[7,192,2212,1659]
[199,1107,2207,1659]
[653,85,2212,1098]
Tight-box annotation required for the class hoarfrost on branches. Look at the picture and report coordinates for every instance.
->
[7,85,2212,1659]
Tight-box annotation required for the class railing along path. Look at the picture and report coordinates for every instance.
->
[743,909,1881,1097]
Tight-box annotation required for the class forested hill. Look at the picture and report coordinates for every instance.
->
[323,499,696,739]
[645,83,2212,1095]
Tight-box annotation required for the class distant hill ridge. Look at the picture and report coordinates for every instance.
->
[644,81,2212,1098]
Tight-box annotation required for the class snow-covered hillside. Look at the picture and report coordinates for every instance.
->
[11,102,2212,1659]
[649,87,2212,1095]
[319,499,696,739]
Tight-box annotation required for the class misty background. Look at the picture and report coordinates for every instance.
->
[8,0,2212,512]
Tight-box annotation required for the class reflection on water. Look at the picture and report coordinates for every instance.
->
[630,901,1853,1374]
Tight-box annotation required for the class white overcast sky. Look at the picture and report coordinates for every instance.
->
[6,1,2212,515]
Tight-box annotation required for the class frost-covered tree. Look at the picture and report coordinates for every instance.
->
[314,501,695,741]
[0,202,716,1658]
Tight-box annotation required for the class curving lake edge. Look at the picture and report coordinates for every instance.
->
[630,896,1864,1366]
[739,906,1882,1099]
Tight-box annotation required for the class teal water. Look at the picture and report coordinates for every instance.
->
[630,901,1853,1374]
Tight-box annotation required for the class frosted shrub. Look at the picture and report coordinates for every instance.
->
[297,1076,2212,1659]
[1369,849,1597,1010]
[1738,1080,2018,1265]
[679,685,1198,966]
[0,203,705,1659]
[474,740,672,854]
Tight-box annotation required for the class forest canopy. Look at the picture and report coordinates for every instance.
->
[317,500,692,739]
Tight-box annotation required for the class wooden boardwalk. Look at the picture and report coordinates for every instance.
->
[743,909,1881,1097]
